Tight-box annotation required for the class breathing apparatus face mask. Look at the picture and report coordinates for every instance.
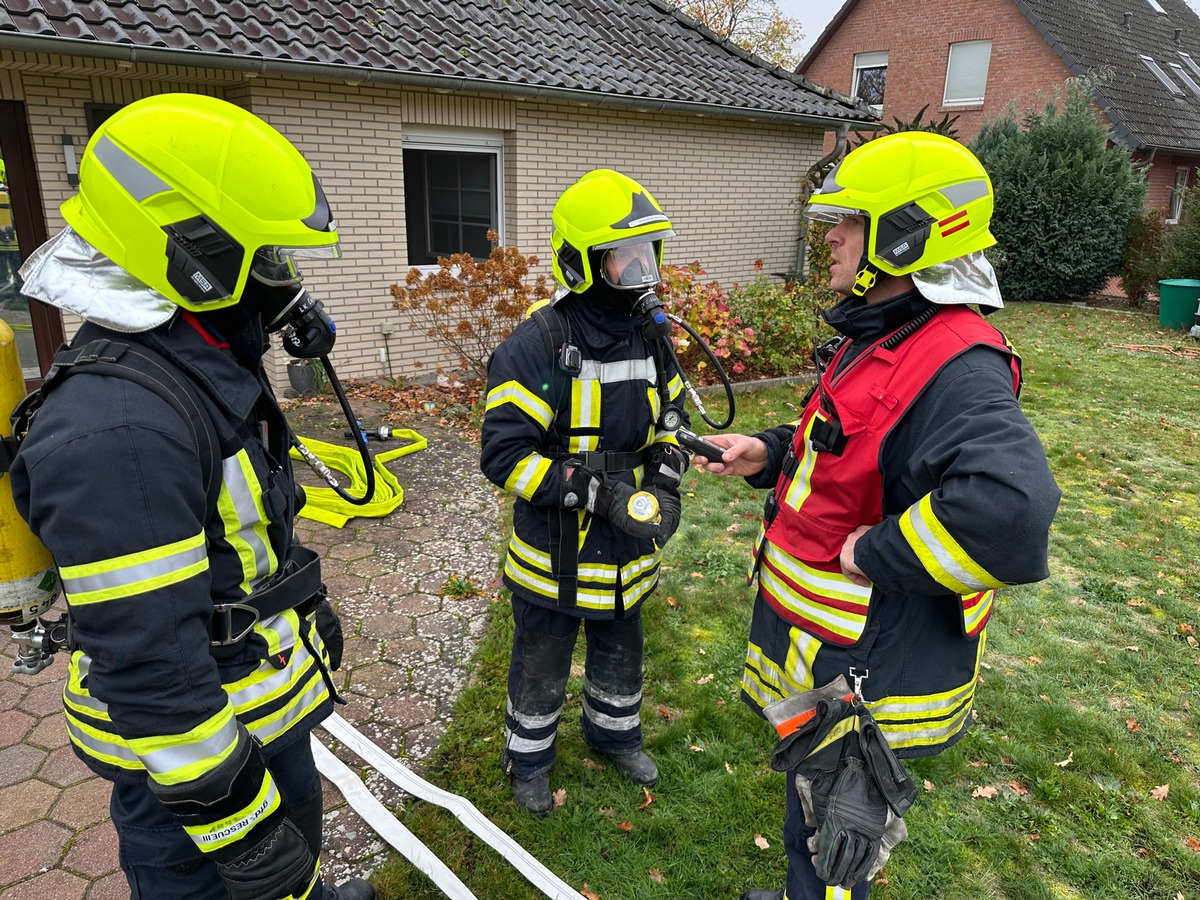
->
[243,246,339,359]
[594,239,671,339]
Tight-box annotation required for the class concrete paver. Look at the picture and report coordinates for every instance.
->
[0,412,501,896]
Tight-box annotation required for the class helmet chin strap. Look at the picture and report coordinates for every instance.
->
[852,256,880,297]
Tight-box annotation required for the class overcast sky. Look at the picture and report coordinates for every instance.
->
[777,0,1200,55]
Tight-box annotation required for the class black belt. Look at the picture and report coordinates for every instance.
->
[575,449,645,473]
[210,545,323,646]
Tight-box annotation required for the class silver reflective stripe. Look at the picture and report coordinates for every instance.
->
[65,717,140,764]
[223,456,272,582]
[61,541,207,597]
[939,178,990,208]
[504,728,557,754]
[905,513,989,591]
[581,697,639,731]
[229,640,311,711]
[577,357,656,384]
[139,713,240,777]
[505,696,563,730]
[583,678,642,709]
[246,676,328,744]
[93,135,172,201]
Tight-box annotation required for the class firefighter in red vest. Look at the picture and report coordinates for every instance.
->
[694,133,1060,900]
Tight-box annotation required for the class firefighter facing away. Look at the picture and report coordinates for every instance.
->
[693,133,1061,899]
[479,169,691,814]
[9,94,374,900]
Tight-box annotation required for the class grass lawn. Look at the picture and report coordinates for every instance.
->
[367,302,1200,900]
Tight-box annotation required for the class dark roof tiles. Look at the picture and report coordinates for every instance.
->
[0,0,867,122]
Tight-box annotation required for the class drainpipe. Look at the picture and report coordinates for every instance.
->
[794,121,850,279]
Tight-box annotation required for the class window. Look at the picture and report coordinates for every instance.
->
[1145,0,1166,12]
[1170,166,1190,222]
[1178,51,1200,82]
[402,127,503,267]
[944,40,992,105]
[84,103,121,135]
[851,51,888,109]
[1169,62,1200,98]
[1140,55,1182,94]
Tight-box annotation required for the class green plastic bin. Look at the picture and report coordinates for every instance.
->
[1158,279,1200,329]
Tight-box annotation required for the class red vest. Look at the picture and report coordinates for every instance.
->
[752,306,1020,646]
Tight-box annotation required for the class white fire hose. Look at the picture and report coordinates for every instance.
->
[313,712,580,899]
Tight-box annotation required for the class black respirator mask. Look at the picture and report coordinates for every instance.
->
[242,250,337,359]
[596,242,671,340]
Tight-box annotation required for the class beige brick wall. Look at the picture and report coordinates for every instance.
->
[1,53,831,387]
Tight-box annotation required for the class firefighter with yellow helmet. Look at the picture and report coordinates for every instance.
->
[694,133,1060,898]
[8,94,374,900]
[479,169,690,814]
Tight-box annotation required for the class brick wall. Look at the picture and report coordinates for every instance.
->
[802,0,1072,144]
[0,54,829,385]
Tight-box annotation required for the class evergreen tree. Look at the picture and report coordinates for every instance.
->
[971,78,1145,301]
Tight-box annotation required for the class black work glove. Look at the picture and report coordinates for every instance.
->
[814,756,889,886]
[652,487,681,547]
[645,442,689,490]
[601,477,664,541]
[150,725,319,900]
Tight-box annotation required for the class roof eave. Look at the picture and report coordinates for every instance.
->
[0,33,874,128]
[796,0,861,74]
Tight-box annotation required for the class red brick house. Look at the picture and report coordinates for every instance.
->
[799,0,1200,221]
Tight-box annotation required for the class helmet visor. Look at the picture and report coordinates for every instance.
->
[599,241,661,290]
[803,203,868,225]
[250,242,342,287]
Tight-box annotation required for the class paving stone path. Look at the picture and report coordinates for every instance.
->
[0,408,502,897]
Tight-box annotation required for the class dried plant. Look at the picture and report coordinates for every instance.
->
[390,231,552,380]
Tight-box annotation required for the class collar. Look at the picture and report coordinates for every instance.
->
[822,288,933,343]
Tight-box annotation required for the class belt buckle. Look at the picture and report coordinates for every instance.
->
[210,602,260,646]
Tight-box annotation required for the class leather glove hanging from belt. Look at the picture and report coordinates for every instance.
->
[149,723,319,900]
[765,676,918,888]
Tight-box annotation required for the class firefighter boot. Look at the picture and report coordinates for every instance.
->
[736,891,783,900]
[511,770,553,816]
[598,748,659,787]
[325,878,377,900]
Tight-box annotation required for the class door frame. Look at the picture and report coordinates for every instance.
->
[0,100,64,387]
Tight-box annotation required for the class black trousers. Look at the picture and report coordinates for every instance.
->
[503,594,645,779]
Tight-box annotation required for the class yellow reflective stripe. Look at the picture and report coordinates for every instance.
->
[812,715,857,755]
[900,494,1004,593]
[63,653,111,721]
[760,545,871,644]
[568,378,601,454]
[647,384,660,427]
[503,452,552,500]
[783,415,821,510]
[741,641,790,711]
[785,624,820,694]
[59,532,208,605]
[484,380,553,429]
[129,704,239,787]
[666,371,683,401]
[245,674,330,746]
[185,770,280,852]
[504,535,661,611]
[64,709,142,769]
[869,632,985,751]
[219,451,277,594]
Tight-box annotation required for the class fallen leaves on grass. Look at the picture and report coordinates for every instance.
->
[754,834,771,849]
[923,779,936,792]
[551,788,566,811]
[972,785,998,799]
[580,882,601,899]
[1008,781,1030,795]
[1151,784,1170,800]
[1055,752,1074,768]
[695,673,714,685]
[638,787,655,810]
[583,758,606,771]
[617,821,634,832]
[1127,718,1140,732]
[648,869,666,884]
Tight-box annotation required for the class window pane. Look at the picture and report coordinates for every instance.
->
[463,224,491,259]
[461,189,492,223]
[426,154,458,187]
[428,188,458,218]
[944,40,992,104]
[855,67,887,106]
[409,148,498,262]
[459,156,491,190]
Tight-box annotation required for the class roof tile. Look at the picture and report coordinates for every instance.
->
[0,0,870,123]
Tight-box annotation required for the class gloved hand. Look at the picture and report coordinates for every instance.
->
[218,818,319,900]
[150,724,320,900]
[602,477,664,541]
[646,442,689,490]
[652,487,681,547]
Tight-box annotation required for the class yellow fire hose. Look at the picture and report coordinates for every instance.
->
[289,430,427,528]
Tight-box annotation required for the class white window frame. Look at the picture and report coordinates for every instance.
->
[1180,51,1200,82]
[1140,55,1182,94]
[1169,62,1200,99]
[943,40,992,106]
[851,51,888,112]
[401,126,505,273]
[1169,166,1190,223]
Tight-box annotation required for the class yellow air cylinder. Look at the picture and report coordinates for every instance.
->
[0,318,56,626]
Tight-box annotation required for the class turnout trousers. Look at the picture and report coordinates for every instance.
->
[503,593,644,780]
[109,729,327,899]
